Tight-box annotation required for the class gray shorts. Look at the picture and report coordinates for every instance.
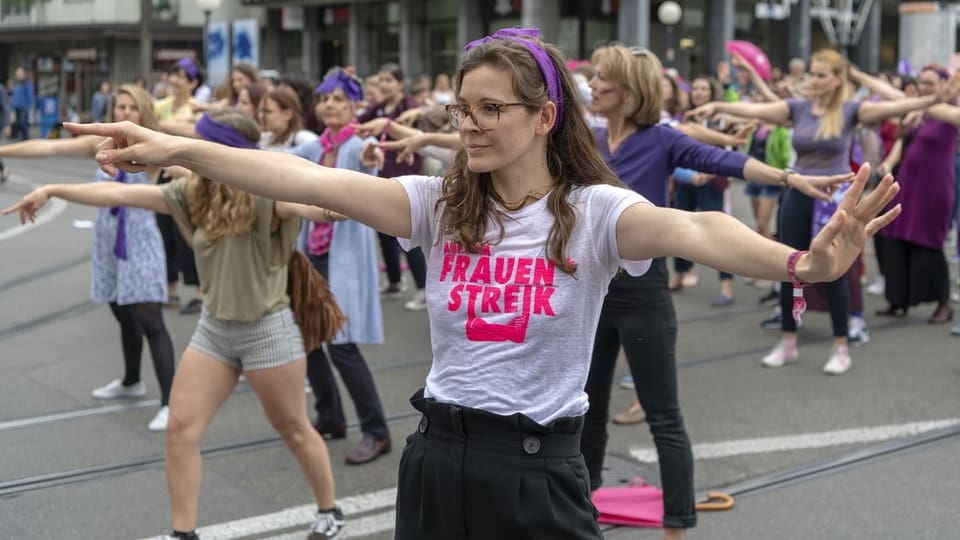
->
[189,307,305,371]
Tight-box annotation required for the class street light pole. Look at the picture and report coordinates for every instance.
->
[203,10,211,68]
[657,1,683,68]
[195,0,223,68]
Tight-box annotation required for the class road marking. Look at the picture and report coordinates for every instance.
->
[0,177,68,241]
[178,487,397,540]
[262,510,396,539]
[630,418,960,463]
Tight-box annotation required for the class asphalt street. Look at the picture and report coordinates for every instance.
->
[0,154,958,540]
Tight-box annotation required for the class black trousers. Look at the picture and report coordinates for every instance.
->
[395,389,601,540]
[305,254,389,439]
[377,232,427,289]
[581,258,696,529]
[777,188,848,336]
[155,172,198,287]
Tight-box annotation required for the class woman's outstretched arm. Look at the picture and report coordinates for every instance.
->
[3,182,170,224]
[616,165,900,284]
[65,121,414,238]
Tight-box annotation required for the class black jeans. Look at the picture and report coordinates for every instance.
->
[581,258,696,529]
[396,389,601,540]
[672,183,732,280]
[305,253,389,439]
[377,232,427,289]
[777,189,848,336]
[108,302,175,406]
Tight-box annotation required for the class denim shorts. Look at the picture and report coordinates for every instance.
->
[189,307,305,371]
[744,181,783,198]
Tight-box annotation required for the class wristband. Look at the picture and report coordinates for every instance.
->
[778,168,795,188]
[787,250,809,324]
[379,118,392,143]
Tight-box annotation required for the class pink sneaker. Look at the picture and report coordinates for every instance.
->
[761,340,799,368]
[822,344,851,375]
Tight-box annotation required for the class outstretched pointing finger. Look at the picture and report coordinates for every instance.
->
[836,163,870,216]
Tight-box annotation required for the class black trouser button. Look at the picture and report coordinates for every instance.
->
[522,436,541,455]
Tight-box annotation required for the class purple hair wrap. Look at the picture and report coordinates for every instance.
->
[195,114,259,149]
[176,57,200,81]
[109,170,128,260]
[315,70,363,102]
[464,27,564,129]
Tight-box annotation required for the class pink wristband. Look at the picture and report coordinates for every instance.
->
[787,250,809,324]
[379,118,392,143]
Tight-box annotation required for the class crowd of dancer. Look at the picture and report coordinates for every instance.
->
[1,26,955,540]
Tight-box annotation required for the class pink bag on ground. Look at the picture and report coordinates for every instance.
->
[592,478,665,528]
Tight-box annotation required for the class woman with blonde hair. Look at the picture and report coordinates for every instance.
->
[584,44,853,539]
[42,29,898,539]
[0,84,174,432]
[6,109,346,540]
[690,48,960,374]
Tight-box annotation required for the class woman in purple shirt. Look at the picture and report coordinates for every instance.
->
[690,49,960,375]
[582,44,848,540]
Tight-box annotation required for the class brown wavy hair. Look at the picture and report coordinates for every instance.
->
[187,109,261,241]
[441,37,620,275]
[263,87,305,146]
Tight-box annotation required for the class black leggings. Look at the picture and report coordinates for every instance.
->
[377,232,427,290]
[581,258,696,529]
[777,189,848,336]
[108,302,175,406]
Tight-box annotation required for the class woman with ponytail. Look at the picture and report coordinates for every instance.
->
[689,48,960,374]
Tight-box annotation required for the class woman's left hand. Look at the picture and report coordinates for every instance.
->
[799,164,901,282]
[788,171,853,201]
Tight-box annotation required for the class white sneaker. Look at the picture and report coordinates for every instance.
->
[847,316,870,348]
[866,276,885,296]
[761,340,799,368]
[823,345,852,375]
[148,406,169,432]
[404,290,427,311]
[91,379,146,399]
[308,506,345,539]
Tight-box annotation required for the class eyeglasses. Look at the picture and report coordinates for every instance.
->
[445,102,527,130]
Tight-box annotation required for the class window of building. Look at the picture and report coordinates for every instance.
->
[1,0,30,18]
[423,0,458,78]
[369,1,401,69]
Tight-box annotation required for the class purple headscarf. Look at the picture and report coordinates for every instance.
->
[176,57,200,81]
[464,27,564,129]
[315,70,363,102]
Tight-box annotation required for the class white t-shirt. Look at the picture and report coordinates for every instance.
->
[398,175,651,424]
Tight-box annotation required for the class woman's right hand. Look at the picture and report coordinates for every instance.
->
[64,121,178,176]
[2,187,49,224]
[685,102,717,122]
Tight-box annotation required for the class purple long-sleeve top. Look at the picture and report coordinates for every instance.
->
[594,125,749,207]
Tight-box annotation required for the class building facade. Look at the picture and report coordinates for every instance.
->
[245,0,921,84]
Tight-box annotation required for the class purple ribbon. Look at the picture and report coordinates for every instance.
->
[195,114,259,149]
[464,27,564,129]
[315,70,363,102]
[109,170,128,260]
